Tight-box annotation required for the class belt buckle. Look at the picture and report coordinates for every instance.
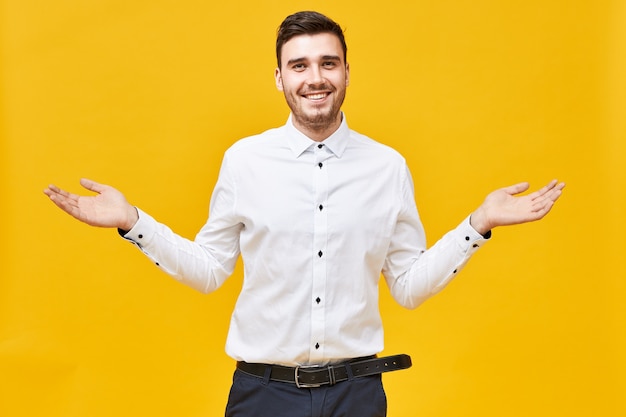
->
[294,365,323,388]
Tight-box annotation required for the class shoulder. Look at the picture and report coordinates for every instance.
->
[220,126,291,167]
[226,126,285,153]
[347,129,407,165]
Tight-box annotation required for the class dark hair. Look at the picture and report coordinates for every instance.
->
[276,11,347,68]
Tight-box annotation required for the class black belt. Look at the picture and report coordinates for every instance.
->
[236,354,411,388]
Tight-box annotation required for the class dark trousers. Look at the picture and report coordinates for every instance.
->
[225,369,387,417]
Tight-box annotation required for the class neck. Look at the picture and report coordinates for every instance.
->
[292,113,343,142]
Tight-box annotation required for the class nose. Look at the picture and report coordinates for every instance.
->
[307,65,325,86]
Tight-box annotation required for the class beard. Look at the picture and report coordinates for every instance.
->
[284,85,346,133]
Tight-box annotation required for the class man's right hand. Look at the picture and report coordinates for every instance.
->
[44,178,139,231]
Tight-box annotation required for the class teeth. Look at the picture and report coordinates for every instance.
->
[306,93,327,100]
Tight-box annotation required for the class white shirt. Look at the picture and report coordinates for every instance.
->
[123,114,489,366]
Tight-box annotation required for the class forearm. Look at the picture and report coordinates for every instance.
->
[121,208,239,293]
[387,216,489,309]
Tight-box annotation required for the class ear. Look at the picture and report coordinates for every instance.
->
[345,62,350,87]
[275,67,284,91]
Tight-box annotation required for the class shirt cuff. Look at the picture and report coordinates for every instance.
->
[118,207,157,249]
[456,215,491,253]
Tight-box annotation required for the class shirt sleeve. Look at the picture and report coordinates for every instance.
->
[382,165,490,309]
[120,153,243,293]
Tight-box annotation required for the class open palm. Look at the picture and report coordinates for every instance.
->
[471,180,565,234]
[44,178,138,231]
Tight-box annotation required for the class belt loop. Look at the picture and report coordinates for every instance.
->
[345,362,355,381]
[327,365,336,386]
[262,365,272,385]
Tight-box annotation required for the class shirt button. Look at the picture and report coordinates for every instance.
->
[317,144,323,149]
[465,236,470,241]
[318,250,323,257]
[315,297,321,304]
[315,343,320,349]
[138,234,143,239]
[318,204,324,211]
[318,162,323,168]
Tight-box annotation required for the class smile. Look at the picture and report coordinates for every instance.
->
[303,92,330,100]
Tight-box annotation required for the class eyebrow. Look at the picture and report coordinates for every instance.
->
[286,55,342,66]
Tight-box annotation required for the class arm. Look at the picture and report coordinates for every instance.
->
[44,162,242,294]
[385,179,565,309]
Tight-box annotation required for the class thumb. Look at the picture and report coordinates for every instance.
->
[79,178,107,194]
[502,182,530,196]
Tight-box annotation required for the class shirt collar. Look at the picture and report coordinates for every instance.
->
[286,113,350,158]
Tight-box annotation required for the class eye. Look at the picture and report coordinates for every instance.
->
[292,63,306,71]
[322,61,337,68]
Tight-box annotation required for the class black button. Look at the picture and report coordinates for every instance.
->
[318,251,323,257]
[473,244,479,248]
[453,269,457,273]
[138,234,143,239]
[318,162,323,168]
[315,343,320,349]
[156,263,160,266]
[316,297,321,304]
[318,144,323,149]
[319,205,324,211]
[465,236,470,241]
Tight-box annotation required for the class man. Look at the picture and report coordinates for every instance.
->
[44,11,564,417]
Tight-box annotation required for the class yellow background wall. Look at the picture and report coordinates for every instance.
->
[1,0,624,416]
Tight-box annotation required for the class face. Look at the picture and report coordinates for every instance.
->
[275,33,350,138]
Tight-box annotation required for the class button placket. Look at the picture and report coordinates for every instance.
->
[310,143,330,360]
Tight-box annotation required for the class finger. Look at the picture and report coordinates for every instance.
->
[47,191,80,215]
[532,184,565,214]
[548,184,565,202]
[527,179,561,201]
[43,185,56,197]
[44,184,73,201]
[531,200,557,220]
[532,195,556,211]
[554,181,566,192]
[540,179,558,193]
[45,184,61,194]
[537,180,565,201]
